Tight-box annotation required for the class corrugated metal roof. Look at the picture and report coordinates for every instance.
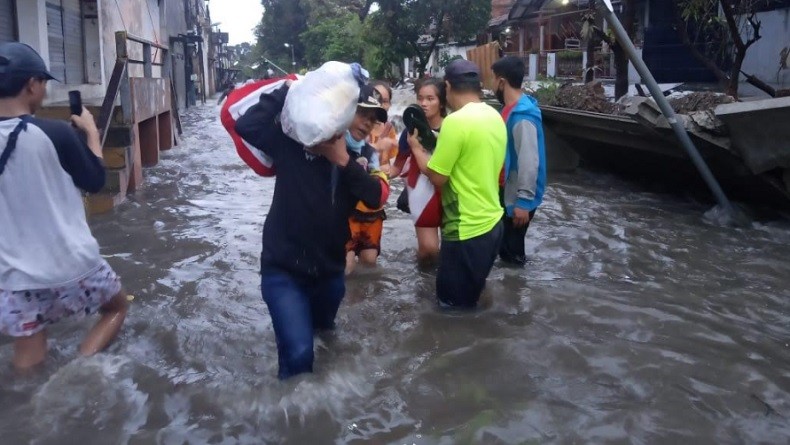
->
[508,0,551,20]
[488,13,509,28]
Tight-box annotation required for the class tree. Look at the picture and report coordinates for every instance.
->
[673,0,763,98]
[253,0,489,79]
[300,12,366,67]
[256,0,309,70]
[439,52,464,69]
[581,0,636,100]
[303,0,376,22]
[375,0,491,76]
[228,42,265,79]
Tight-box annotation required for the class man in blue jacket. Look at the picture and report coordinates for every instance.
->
[235,80,389,379]
[491,56,546,265]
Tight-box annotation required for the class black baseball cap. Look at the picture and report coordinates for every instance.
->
[444,59,481,83]
[357,84,388,123]
[0,42,58,81]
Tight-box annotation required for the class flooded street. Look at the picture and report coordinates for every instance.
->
[1,99,790,444]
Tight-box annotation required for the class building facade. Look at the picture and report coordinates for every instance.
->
[0,0,219,107]
[485,0,790,92]
[0,0,230,212]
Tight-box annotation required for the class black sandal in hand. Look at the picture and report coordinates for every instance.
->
[403,104,437,151]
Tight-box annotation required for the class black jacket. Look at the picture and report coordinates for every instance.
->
[235,84,387,278]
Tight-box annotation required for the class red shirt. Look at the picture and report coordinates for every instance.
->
[499,102,517,187]
[501,101,517,121]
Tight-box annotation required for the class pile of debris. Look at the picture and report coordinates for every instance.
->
[667,92,735,114]
[547,81,621,114]
[537,81,736,117]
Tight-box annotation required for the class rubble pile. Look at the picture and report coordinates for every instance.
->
[539,83,735,117]
[668,92,735,114]
[549,81,621,114]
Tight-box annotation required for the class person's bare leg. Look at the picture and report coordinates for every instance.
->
[345,251,357,276]
[358,249,378,267]
[79,291,129,356]
[13,331,47,371]
[416,227,440,266]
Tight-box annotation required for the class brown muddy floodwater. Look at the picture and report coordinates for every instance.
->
[0,98,789,444]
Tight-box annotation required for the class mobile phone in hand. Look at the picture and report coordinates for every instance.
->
[68,90,82,116]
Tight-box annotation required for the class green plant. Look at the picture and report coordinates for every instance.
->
[530,79,560,106]
[556,50,583,61]
[438,51,464,69]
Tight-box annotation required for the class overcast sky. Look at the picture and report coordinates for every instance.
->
[210,0,263,45]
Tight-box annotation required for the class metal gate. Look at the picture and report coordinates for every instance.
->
[0,0,16,43]
[46,0,84,84]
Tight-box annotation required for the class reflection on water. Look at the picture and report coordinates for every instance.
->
[1,97,789,444]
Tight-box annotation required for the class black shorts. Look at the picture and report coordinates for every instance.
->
[436,221,504,308]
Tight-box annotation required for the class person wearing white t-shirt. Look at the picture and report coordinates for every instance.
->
[0,42,129,371]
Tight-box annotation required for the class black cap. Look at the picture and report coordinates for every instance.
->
[444,59,480,83]
[0,42,58,82]
[357,84,388,123]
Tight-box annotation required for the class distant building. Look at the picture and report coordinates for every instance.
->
[483,0,790,90]
[0,0,231,212]
[0,0,222,108]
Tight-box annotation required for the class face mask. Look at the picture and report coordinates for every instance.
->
[345,130,366,153]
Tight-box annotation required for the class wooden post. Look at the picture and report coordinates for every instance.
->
[115,31,128,60]
[115,32,133,124]
[539,25,545,52]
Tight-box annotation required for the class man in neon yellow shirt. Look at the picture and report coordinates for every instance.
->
[407,59,506,308]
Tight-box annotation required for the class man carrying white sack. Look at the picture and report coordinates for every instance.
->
[235,72,389,380]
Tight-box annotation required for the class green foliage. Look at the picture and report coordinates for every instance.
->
[556,50,583,61]
[675,0,763,54]
[300,12,365,67]
[438,52,464,69]
[256,0,309,70]
[252,0,490,79]
[529,78,560,106]
[303,0,374,22]
[375,0,491,75]
[227,42,267,79]
[674,0,765,97]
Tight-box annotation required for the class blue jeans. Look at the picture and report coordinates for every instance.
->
[261,268,346,379]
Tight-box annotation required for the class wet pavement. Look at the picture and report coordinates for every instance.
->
[1,98,789,444]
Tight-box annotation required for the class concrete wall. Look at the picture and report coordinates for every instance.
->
[14,1,48,62]
[201,25,212,96]
[13,0,104,103]
[740,7,790,91]
[100,0,163,81]
[11,0,211,106]
[162,0,188,109]
[83,0,103,85]
[427,44,476,76]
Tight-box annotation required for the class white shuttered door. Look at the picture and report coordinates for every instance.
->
[0,0,15,43]
[46,0,84,84]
